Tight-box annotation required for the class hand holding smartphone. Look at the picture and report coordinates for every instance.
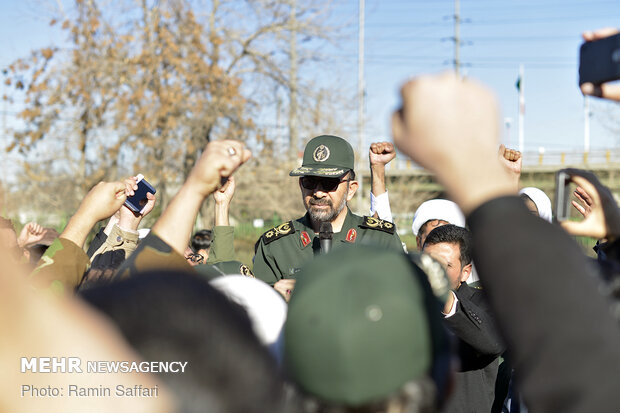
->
[124,174,156,215]
[579,32,620,86]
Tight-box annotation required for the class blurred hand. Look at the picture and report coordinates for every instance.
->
[392,73,499,172]
[187,140,251,198]
[369,141,396,167]
[559,168,620,240]
[273,278,296,303]
[392,72,512,213]
[76,181,127,225]
[581,28,620,101]
[213,176,236,205]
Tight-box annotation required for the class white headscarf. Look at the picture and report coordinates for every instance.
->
[210,275,287,362]
[412,199,466,235]
[519,187,552,223]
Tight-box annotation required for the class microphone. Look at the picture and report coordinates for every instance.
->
[319,222,333,255]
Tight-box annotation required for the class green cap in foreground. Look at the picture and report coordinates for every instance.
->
[284,245,445,407]
[289,135,355,177]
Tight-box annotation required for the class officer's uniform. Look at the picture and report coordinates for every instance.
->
[254,209,402,283]
[252,134,403,284]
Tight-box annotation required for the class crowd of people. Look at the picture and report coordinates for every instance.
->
[2,28,620,413]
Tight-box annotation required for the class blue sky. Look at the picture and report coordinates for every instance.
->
[1,0,620,167]
[327,0,620,156]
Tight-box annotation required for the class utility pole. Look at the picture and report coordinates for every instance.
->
[454,0,460,75]
[584,95,591,154]
[356,0,365,212]
[517,64,525,153]
[288,0,299,160]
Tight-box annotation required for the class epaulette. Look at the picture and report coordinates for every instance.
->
[359,216,396,234]
[260,221,296,245]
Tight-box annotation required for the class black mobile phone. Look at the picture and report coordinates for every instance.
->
[579,32,620,86]
[124,174,156,215]
[554,170,576,222]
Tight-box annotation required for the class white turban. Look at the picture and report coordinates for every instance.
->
[519,187,552,223]
[412,199,466,235]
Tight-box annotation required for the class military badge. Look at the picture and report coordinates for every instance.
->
[313,144,330,162]
[239,264,255,278]
[360,216,396,234]
[300,231,311,247]
[262,221,295,245]
[345,228,357,243]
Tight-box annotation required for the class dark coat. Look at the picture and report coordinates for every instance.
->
[443,283,505,413]
[468,196,620,413]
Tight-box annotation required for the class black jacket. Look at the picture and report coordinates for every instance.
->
[443,283,505,413]
[467,196,620,413]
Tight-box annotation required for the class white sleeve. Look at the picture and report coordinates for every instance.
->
[370,191,393,222]
[443,291,459,318]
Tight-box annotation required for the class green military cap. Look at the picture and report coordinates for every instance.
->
[289,135,355,177]
[284,245,449,407]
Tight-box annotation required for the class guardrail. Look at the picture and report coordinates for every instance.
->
[376,148,620,172]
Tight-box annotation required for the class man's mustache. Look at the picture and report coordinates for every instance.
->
[309,199,332,207]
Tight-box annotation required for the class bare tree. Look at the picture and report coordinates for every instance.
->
[2,0,350,226]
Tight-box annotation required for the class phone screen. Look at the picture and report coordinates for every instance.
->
[124,175,156,214]
[554,171,578,222]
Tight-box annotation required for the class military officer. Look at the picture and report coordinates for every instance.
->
[253,135,403,297]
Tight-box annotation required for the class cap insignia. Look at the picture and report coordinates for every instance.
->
[313,145,330,162]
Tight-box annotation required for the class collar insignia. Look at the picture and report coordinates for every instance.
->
[300,231,311,247]
[346,228,357,243]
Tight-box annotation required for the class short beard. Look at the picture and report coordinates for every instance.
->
[305,192,348,224]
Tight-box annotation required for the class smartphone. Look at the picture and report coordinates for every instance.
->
[554,170,577,222]
[579,32,620,85]
[124,174,156,215]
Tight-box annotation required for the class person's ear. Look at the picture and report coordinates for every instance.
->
[460,263,472,283]
[346,180,359,201]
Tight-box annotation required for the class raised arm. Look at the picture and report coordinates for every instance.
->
[208,176,237,263]
[392,72,620,412]
[116,140,251,278]
[31,181,128,292]
[369,141,396,221]
[151,140,250,255]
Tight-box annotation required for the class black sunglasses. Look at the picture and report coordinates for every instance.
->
[300,176,351,192]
